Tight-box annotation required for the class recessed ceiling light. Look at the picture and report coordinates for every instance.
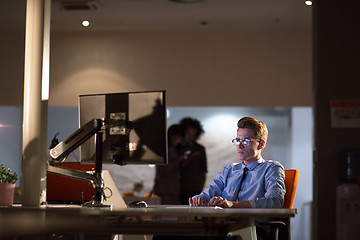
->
[305,1,312,6]
[82,20,90,27]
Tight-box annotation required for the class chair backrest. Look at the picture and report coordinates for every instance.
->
[123,191,135,197]
[283,169,299,208]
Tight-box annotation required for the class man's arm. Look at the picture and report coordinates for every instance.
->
[190,165,231,202]
[179,151,200,168]
[190,196,252,208]
[208,196,251,208]
[251,163,286,208]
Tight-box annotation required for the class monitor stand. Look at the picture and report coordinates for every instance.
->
[82,131,111,208]
[47,119,111,208]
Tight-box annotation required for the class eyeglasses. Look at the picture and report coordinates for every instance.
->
[231,138,260,146]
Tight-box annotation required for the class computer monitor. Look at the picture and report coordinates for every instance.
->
[78,90,167,166]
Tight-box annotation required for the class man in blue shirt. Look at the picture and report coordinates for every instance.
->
[189,116,286,208]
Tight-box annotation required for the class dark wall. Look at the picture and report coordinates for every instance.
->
[313,1,360,239]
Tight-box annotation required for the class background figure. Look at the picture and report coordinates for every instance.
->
[178,117,207,205]
[133,181,144,197]
[152,124,183,204]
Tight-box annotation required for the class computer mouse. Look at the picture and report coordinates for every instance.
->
[128,200,148,208]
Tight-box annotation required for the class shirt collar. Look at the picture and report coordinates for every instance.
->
[241,157,264,171]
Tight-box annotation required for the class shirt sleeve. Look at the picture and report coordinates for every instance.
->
[193,165,230,201]
[252,163,285,208]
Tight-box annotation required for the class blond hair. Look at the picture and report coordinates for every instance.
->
[237,116,268,143]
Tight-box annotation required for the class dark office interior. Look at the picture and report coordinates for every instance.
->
[0,1,359,240]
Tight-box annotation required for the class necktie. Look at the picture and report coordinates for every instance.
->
[232,167,249,201]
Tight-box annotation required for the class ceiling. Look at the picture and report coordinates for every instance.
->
[0,0,311,32]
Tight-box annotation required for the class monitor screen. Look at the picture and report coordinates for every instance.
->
[78,91,167,166]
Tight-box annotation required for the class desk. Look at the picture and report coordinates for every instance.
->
[0,206,296,240]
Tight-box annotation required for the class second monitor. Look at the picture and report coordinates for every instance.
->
[79,90,167,166]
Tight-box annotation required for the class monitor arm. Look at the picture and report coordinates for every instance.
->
[47,163,96,184]
[48,118,106,206]
[49,118,103,161]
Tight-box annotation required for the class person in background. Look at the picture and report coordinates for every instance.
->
[152,124,183,204]
[189,116,285,209]
[179,117,207,205]
[133,181,144,197]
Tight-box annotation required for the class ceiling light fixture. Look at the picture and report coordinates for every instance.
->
[82,20,90,27]
[305,1,312,6]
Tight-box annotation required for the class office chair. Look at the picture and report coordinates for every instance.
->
[257,169,299,240]
[283,169,299,209]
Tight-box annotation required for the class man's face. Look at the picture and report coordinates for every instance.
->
[236,128,263,164]
[170,134,182,147]
[184,127,198,144]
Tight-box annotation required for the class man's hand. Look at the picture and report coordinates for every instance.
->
[180,151,201,168]
[189,197,208,206]
[189,196,234,208]
[208,196,234,208]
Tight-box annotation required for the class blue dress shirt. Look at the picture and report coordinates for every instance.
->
[194,157,286,208]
